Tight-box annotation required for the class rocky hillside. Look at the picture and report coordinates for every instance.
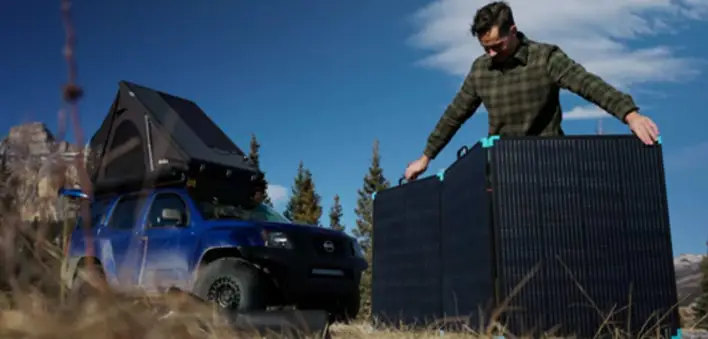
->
[676,253,706,307]
[0,122,82,222]
[0,122,76,156]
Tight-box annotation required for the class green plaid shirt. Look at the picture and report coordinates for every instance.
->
[423,32,639,159]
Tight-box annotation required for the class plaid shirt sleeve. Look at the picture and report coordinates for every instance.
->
[546,46,639,122]
[423,65,483,160]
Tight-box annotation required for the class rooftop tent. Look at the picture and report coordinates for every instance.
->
[88,81,262,201]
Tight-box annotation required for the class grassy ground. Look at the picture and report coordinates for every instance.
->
[0,268,702,339]
[0,292,703,339]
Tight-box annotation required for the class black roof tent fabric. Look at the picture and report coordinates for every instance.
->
[88,81,260,196]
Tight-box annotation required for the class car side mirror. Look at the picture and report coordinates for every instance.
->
[161,208,184,226]
[57,187,90,200]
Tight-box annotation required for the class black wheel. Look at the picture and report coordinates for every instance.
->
[70,260,105,303]
[192,258,266,312]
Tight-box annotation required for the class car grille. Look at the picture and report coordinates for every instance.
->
[310,234,351,258]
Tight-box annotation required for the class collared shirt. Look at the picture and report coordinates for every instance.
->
[423,32,639,160]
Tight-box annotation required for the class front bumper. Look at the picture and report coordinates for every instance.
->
[240,246,368,304]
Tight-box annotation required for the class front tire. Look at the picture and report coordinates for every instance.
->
[193,258,267,312]
[69,259,106,304]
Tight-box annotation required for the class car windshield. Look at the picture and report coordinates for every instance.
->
[194,196,290,223]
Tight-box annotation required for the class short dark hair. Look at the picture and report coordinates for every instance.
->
[471,1,515,37]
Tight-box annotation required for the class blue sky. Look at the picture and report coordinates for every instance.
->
[2,0,706,256]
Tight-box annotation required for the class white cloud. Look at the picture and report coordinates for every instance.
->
[408,0,706,89]
[266,184,288,206]
[563,106,610,120]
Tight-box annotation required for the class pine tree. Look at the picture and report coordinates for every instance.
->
[694,254,708,328]
[283,162,322,225]
[283,162,306,222]
[298,168,322,226]
[248,134,272,207]
[328,195,345,232]
[352,139,390,318]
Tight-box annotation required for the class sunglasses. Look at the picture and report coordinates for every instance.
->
[481,34,512,54]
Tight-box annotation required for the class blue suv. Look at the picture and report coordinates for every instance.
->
[60,187,368,321]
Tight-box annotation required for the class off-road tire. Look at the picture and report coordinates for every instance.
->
[69,259,106,304]
[193,258,267,312]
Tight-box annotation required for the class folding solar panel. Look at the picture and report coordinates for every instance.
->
[372,135,679,338]
[372,175,443,326]
[439,143,496,330]
[487,136,678,337]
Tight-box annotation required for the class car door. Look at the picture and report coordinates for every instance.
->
[102,193,149,289]
[137,191,194,292]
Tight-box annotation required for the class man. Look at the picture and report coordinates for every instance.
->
[404,1,659,181]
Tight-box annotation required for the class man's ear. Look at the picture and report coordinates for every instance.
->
[508,25,517,35]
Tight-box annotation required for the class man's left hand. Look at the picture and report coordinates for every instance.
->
[625,111,659,145]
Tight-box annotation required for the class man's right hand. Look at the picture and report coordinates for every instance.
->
[404,155,431,181]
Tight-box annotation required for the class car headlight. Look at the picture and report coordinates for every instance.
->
[352,240,365,258]
[261,230,292,249]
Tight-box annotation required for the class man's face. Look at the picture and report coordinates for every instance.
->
[479,25,517,61]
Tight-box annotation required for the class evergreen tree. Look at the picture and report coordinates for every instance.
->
[352,139,390,318]
[283,162,306,222]
[328,195,345,231]
[283,161,322,225]
[248,134,272,207]
[694,254,708,328]
[297,168,322,226]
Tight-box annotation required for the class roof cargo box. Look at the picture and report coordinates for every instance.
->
[87,81,263,201]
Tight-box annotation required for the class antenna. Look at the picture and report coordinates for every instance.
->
[596,119,604,135]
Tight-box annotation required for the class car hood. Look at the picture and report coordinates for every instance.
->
[201,219,350,238]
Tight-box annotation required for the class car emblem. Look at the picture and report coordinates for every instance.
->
[323,240,335,253]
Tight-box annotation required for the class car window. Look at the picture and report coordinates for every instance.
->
[195,199,290,223]
[247,203,290,223]
[90,199,113,226]
[147,193,188,228]
[75,198,113,229]
[107,195,147,230]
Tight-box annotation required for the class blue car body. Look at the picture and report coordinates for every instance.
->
[61,187,367,307]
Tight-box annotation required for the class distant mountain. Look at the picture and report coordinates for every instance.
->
[675,253,706,307]
[0,122,77,157]
[0,122,82,222]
